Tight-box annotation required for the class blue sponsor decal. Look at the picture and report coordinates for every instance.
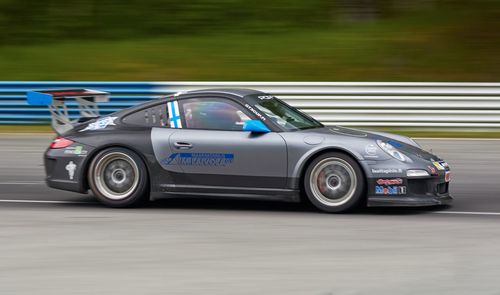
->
[375,185,407,195]
[388,186,398,194]
[387,139,403,148]
[162,153,234,167]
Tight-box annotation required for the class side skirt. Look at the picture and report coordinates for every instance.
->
[156,184,301,202]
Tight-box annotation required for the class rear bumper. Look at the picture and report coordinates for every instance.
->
[44,144,94,194]
[46,178,86,193]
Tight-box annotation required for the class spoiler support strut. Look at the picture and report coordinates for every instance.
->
[27,89,110,134]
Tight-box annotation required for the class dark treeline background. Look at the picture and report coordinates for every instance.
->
[0,0,495,43]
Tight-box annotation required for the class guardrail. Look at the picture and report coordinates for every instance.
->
[1,81,500,128]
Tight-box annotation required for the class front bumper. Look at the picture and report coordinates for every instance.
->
[368,194,452,207]
[364,161,452,207]
[367,178,452,207]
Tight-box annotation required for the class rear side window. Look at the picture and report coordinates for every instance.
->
[122,104,169,127]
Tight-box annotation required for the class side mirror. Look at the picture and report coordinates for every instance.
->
[243,120,271,133]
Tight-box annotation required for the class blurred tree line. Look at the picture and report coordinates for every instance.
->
[0,0,492,44]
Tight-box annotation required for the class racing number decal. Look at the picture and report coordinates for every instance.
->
[167,101,182,128]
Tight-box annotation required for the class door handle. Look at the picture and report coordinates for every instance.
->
[174,142,193,149]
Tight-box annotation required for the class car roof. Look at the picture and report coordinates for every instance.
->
[178,88,265,98]
[114,88,266,117]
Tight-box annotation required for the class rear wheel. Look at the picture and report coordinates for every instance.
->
[304,152,365,213]
[88,147,149,207]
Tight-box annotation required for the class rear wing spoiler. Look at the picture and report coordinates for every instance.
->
[27,89,110,134]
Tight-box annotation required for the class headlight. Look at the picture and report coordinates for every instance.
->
[407,169,429,177]
[376,140,411,162]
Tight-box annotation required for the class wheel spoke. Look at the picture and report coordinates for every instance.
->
[310,157,357,207]
[94,152,140,200]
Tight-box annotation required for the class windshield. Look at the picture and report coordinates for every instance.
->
[249,95,323,131]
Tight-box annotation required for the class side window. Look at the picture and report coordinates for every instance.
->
[179,98,251,131]
[122,103,169,127]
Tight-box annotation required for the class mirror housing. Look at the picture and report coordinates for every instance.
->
[243,120,271,133]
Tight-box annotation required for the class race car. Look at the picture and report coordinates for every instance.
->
[27,88,452,213]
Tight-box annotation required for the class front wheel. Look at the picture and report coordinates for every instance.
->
[88,147,149,207]
[304,152,365,213]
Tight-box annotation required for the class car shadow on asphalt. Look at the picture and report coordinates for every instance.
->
[141,195,449,216]
[53,194,450,215]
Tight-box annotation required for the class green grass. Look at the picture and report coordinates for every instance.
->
[0,10,499,82]
[0,125,53,133]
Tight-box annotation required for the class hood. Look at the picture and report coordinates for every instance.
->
[302,126,441,162]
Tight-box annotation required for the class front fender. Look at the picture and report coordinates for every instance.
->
[280,131,395,190]
[290,145,364,181]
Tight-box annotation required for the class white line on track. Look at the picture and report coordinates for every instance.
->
[432,211,500,216]
[0,151,45,154]
[0,199,499,216]
[0,181,44,185]
[0,199,92,204]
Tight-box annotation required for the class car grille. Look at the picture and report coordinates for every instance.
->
[408,179,427,195]
[407,179,449,195]
[437,182,449,194]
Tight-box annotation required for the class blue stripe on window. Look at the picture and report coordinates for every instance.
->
[169,101,181,128]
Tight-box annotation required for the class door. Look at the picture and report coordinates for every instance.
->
[161,96,288,189]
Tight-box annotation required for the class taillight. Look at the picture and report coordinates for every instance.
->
[49,136,74,149]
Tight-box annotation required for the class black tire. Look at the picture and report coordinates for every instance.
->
[303,152,365,213]
[88,147,149,207]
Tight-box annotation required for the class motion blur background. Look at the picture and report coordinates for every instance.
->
[2,2,500,294]
[0,0,499,81]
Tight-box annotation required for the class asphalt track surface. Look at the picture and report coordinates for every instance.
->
[1,134,500,294]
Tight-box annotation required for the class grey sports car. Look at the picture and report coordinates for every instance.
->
[27,88,452,212]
